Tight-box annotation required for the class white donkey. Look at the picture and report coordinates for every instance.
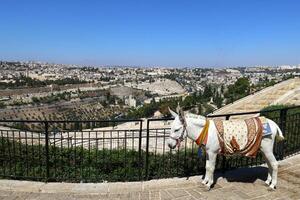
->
[167,107,284,190]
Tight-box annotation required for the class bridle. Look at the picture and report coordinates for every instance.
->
[170,110,188,148]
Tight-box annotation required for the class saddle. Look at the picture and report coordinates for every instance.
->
[214,117,264,158]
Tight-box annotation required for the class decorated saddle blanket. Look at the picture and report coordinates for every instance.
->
[214,117,265,158]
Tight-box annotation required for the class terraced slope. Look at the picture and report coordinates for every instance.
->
[211,77,300,116]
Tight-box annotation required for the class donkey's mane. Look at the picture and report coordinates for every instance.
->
[185,113,206,120]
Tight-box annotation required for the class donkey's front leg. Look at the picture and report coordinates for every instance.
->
[201,154,209,185]
[201,174,208,185]
[204,151,217,190]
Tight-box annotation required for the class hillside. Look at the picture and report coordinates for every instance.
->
[210,77,300,116]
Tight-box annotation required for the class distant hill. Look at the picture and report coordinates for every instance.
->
[210,77,300,116]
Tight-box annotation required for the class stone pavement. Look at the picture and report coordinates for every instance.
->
[0,154,300,200]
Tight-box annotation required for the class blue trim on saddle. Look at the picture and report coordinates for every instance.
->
[198,148,202,157]
[263,123,272,136]
[197,144,205,157]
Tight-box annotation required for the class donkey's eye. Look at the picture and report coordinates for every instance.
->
[174,128,180,132]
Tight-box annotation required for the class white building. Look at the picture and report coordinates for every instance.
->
[125,95,136,107]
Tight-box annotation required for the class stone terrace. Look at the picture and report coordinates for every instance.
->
[210,77,300,118]
[0,154,300,200]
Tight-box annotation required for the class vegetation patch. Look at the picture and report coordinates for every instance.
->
[0,137,207,182]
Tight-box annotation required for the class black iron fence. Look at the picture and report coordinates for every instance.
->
[0,106,299,182]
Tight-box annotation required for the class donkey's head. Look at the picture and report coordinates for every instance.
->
[167,105,187,149]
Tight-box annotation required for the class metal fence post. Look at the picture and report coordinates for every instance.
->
[279,108,287,159]
[44,121,50,182]
[145,119,150,180]
[138,120,143,180]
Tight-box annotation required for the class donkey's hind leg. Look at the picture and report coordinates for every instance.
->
[261,150,272,185]
[260,137,278,190]
[265,152,278,190]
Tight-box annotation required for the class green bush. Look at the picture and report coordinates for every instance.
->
[0,102,6,109]
[261,105,300,119]
[0,137,206,182]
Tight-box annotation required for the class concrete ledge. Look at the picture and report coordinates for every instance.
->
[1,154,300,199]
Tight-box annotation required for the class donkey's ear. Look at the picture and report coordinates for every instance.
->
[176,103,181,114]
[168,107,178,118]
[179,109,185,123]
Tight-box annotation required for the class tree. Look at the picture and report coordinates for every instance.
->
[225,77,250,103]
[198,104,203,115]
[0,102,6,109]
[213,92,223,108]
[203,85,213,100]
[234,77,250,95]
[181,96,196,108]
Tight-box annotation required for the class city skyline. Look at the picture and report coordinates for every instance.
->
[1,0,300,67]
[1,60,300,69]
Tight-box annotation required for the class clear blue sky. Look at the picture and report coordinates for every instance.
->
[0,0,299,67]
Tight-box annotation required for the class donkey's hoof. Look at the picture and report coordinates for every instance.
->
[268,185,276,191]
[205,185,211,191]
[205,182,213,191]
[201,180,208,185]
[265,180,271,185]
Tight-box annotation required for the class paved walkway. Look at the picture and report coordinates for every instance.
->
[1,154,300,200]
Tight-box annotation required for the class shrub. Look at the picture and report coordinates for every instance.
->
[0,137,206,182]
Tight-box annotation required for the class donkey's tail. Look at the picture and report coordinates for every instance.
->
[274,121,284,140]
